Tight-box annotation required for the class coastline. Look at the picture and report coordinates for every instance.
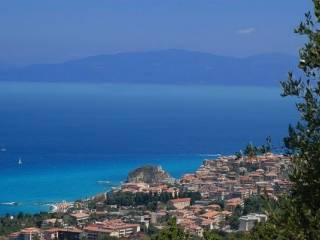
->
[0,154,206,216]
[0,83,295,215]
[1,151,292,239]
[6,152,290,216]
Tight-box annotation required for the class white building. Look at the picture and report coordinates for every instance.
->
[239,213,267,231]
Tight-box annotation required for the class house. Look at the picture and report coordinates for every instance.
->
[84,219,140,239]
[255,181,270,194]
[168,198,191,210]
[9,228,42,240]
[188,204,204,214]
[239,176,251,185]
[134,215,151,229]
[8,232,22,240]
[187,224,203,238]
[200,210,220,220]
[70,211,90,226]
[225,198,243,212]
[84,225,111,240]
[249,172,264,182]
[43,228,59,240]
[239,214,267,231]
[120,182,149,193]
[165,187,179,198]
[150,211,167,224]
[232,188,250,199]
[200,219,215,230]
[207,204,221,211]
[41,218,63,228]
[265,171,278,181]
[58,228,82,240]
[8,227,82,240]
[95,202,105,212]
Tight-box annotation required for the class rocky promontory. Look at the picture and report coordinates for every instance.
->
[127,165,173,184]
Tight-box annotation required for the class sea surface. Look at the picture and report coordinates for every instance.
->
[0,82,297,215]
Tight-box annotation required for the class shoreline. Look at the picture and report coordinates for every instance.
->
[0,152,289,216]
[0,154,207,216]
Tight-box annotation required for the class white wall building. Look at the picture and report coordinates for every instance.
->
[239,213,267,231]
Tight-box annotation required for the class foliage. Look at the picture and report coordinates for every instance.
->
[227,215,240,230]
[259,136,272,154]
[233,205,243,217]
[203,231,223,240]
[105,191,201,210]
[151,218,191,240]
[249,1,320,239]
[62,214,77,226]
[209,200,224,210]
[243,143,258,158]
[234,151,242,160]
[225,205,242,230]
[242,195,264,215]
[249,197,320,240]
[147,224,160,235]
[178,192,202,204]
[242,136,272,158]
[204,230,247,240]
[105,191,173,210]
[0,212,61,236]
[32,234,41,240]
[151,218,247,240]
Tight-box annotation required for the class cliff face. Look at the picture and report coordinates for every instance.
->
[127,165,172,184]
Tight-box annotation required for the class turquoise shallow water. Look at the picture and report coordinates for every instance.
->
[0,153,205,215]
[0,82,297,215]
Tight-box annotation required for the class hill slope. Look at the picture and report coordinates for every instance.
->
[0,50,297,86]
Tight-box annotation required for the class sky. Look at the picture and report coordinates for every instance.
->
[0,0,313,65]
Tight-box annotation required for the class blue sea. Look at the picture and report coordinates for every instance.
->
[0,82,297,215]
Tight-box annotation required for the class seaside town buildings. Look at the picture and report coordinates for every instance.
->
[84,219,140,239]
[9,228,42,240]
[69,211,90,227]
[6,153,292,240]
[239,213,268,231]
[168,198,191,210]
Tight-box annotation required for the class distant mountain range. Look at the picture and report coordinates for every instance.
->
[0,50,298,86]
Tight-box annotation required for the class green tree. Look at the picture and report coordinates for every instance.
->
[258,136,272,154]
[33,234,40,240]
[203,231,223,240]
[243,196,264,215]
[225,204,242,231]
[151,218,190,240]
[243,143,258,158]
[226,215,240,230]
[250,1,320,239]
[234,151,243,160]
[280,0,320,237]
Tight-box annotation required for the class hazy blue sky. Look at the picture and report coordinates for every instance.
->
[0,0,312,64]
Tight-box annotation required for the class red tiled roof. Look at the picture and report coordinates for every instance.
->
[20,228,41,234]
[170,198,191,203]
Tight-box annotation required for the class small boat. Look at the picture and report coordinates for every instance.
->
[1,148,6,152]
[18,158,23,165]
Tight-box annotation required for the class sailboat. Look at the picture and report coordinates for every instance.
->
[18,158,23,165]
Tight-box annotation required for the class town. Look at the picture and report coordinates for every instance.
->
[4,152,292,240]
